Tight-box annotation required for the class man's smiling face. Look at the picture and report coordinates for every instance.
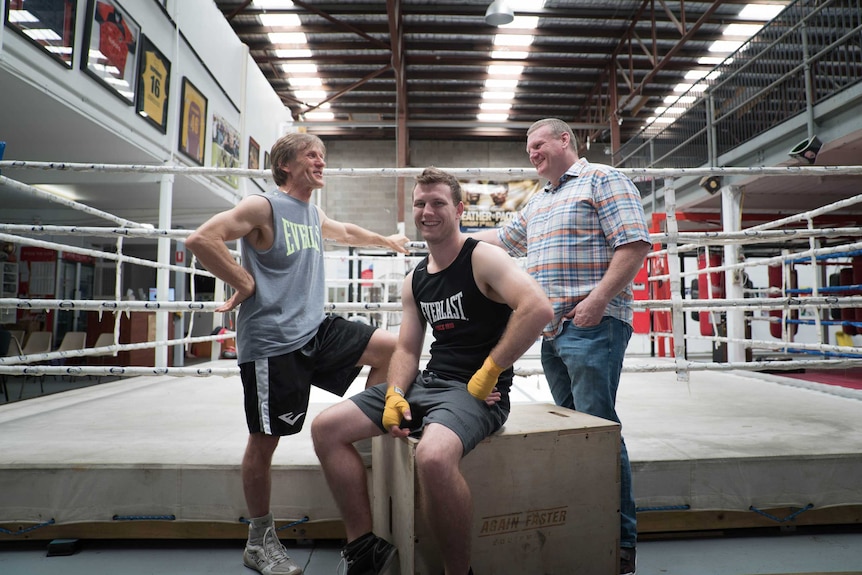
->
[284,144,326,190]
[526,124,570,182]
[413,182,463,244]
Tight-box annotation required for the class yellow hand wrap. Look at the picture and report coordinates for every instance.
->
[467,356,505,400]
[382,386,410,430]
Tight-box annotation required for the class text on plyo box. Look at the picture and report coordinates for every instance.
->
[478,506,568,537]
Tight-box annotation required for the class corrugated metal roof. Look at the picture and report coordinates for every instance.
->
[214,0,791,145]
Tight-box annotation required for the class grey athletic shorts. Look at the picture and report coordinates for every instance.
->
[239,316,376,436]
[350,371,509,456]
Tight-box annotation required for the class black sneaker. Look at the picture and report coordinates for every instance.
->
[340,534,397,575]
[620,547,636,575]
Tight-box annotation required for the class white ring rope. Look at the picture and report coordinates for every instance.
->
[0,231,215,278]
[745,193,862,232]
[0,365,239,377]
[650,226,862,254]
[4,296,862,314]
[0,223,192,239]
[648,239,862,282]
[650,191,862,268]
[0,175,149,228]
[636,296,862,311]
[742,286,862,296]
[2,161,861,383]
[685,334,862,355]
[0,332,235,366]
[4,160,862,178]
[512,357,862,377]
[0,299,407,312]
[4,358,861,379]
[6,223,861,248]
[8,223,861,295]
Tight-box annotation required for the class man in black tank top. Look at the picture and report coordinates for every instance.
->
[312,168,553,575]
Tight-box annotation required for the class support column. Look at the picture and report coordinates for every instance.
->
[155,173,174,368]
[721,185,746,363]
[173,235,186,367]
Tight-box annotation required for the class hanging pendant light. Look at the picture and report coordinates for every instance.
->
[485,0,514,26]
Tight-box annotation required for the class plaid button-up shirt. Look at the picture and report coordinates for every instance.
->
[497,158,650,336]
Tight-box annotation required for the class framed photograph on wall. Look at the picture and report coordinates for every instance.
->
[135,35,171,133]
[212,114,240,188]
[264,150,271,170]
[81,0,140,104]
[248,137,260,170]
[178,77,207,165]
[5,0,78,68]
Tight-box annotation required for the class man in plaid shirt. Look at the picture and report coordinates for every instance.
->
[475,118,650,575]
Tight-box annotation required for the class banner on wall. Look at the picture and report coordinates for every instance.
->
[17,247,58,330]
[213,113,240,188]
[19,247,56,297]
[458,179,542,233]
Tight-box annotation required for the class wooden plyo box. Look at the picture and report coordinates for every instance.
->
[372,402,621,575]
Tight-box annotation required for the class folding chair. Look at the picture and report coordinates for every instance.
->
[57,331,87,354]
[18,331,52,398]
[7,329,25,350]
[1,335,24,401]
[87,333,117,383]
[55,331,88,379]
[21,330,52,357]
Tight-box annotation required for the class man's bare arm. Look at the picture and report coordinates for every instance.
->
[381,271,426,436]
[186,195,272,311]
[472,242,554,368]
[318,207,410,254]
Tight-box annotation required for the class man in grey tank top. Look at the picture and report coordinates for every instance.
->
[187,133,409,575]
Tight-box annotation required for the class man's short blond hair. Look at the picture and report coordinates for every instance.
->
[527,118,578,150]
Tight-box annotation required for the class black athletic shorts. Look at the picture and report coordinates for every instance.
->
[239,316,376,436]
[350,371,509,456]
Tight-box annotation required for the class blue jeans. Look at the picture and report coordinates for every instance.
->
[541,316,637,548]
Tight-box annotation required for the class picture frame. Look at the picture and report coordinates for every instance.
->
[264,150,271,170]
[248,137,260,170]
[5,0,78,68]
[81,0,140,105]
[135,35,171,133]
[178,77,207,165]
[212,113,240,188]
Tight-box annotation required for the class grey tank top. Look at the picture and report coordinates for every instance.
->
[236,191,326,363]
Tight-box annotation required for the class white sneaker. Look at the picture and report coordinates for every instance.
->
[243,526,303,575]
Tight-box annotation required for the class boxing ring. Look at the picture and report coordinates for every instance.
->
[1,161,861,541]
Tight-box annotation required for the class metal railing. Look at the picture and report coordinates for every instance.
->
[617,0,862,170]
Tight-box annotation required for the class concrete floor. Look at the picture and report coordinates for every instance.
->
[2,355,862,574]
[1,528,861,575]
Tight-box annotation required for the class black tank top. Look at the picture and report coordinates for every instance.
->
[412,238,514,392]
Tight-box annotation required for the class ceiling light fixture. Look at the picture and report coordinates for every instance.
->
[485,1,514,26]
